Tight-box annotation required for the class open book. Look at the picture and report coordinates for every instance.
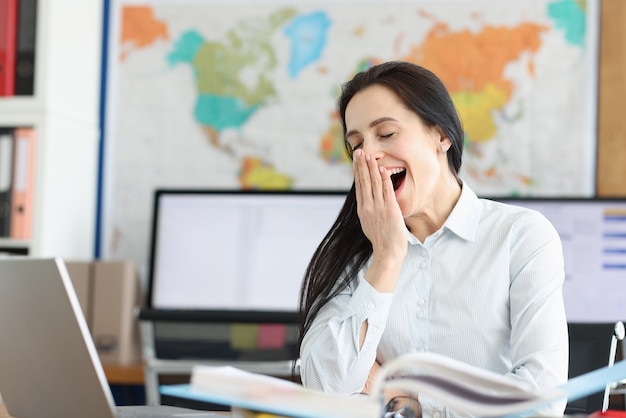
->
[160,352,626,418]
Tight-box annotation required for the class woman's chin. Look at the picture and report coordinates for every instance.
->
[395,184,413,218]
[397,198,410,219]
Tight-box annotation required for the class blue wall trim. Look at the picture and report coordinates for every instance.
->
[94,0,111,259]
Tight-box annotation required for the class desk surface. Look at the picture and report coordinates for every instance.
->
[0,403,230,417]
[103,363,144,385]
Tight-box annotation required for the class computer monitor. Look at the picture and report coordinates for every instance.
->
[146,190,347,323]
[147,192,626,324]
[492,197,626,323]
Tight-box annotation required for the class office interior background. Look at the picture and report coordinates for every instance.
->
[0,0,624,276]
[1,0,626,410]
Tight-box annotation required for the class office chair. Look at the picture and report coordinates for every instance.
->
[565,321,625,415]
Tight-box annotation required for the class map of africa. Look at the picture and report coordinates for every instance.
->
[103,0,598,275]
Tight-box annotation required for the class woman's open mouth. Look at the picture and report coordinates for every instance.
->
[389,168,406,191]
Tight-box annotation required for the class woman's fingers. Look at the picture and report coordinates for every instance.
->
[366,153,383,197]
[354,149,387,204]
[353,150,366,205]
[380,165,395,203]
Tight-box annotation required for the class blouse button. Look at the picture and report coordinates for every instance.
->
[367,303,375,310]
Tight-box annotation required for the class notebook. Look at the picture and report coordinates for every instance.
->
[0,257,220,418]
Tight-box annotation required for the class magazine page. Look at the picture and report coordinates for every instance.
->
[371,352,567,417]
[161,352,626,418]
[189,365,380,418]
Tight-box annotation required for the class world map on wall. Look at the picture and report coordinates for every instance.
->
[104,0,598,275]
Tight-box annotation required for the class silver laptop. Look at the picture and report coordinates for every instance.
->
[0,257,219,418]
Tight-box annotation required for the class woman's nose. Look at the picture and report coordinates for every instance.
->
[362,141,382,160]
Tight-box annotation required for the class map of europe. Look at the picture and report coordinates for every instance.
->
[104,0,598,271]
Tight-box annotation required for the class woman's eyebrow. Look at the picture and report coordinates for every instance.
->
[345,117,398,139]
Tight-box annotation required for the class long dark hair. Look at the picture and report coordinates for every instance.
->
[294,61,464,374]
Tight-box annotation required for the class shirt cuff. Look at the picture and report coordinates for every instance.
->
[347,273,394,327]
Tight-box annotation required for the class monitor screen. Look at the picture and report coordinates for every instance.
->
[148,192,626,323]
[493,198,626,323]
[147,190,347,317]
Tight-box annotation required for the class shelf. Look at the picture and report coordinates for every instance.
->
[0,238,30,249]
[0,0,103,260]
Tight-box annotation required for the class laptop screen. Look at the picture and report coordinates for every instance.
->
[491,197,626,323]
[146,190,347,319]
[0,258,118,418]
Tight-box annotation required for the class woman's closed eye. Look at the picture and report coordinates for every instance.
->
[348,131,395,152]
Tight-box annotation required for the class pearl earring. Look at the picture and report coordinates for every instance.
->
[441,145,447,153]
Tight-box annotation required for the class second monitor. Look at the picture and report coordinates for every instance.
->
[147,190,347,318]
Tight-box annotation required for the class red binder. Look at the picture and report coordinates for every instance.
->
[10,127,35,239]
[0,0,18,96]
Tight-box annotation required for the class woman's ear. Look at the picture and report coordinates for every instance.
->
[435,126,451,153]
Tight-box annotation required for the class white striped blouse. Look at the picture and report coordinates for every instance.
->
[300,183,569,418]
